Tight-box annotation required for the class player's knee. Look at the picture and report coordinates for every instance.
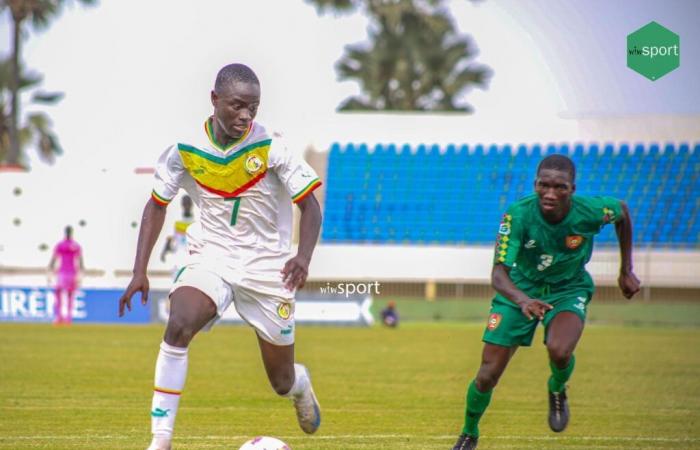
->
[475,367,500,391]
[547,342,572,366]
[164,316,197,347]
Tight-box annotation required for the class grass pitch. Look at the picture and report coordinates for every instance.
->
[1,310,699,449]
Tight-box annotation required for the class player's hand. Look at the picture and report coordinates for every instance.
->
[281,255,310,291]
[618,270,640,299]
[119,273,150,317]
[518,298,553,321]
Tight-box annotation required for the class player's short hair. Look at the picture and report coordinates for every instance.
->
[64,225,73,237]
[537,154,576,182]
[214,64,259,93]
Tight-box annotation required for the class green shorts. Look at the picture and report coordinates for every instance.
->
[482,271,595,347]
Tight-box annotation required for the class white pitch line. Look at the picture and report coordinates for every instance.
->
[1,435,698,443]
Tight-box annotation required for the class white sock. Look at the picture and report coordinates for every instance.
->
[283,363,310,398]
[151,341,188,438]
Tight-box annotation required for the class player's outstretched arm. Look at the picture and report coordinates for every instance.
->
[492,264,552,320]
[119,199,168,316]
[282,193,322,291]
[615,201,640,299]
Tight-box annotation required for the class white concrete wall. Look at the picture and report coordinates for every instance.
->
[308,244,700,288]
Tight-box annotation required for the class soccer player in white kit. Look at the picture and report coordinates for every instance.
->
[118,64,323,450]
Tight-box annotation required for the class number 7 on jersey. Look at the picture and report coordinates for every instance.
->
[225,197,241,226]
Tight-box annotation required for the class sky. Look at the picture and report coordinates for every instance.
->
[0,0,698,172]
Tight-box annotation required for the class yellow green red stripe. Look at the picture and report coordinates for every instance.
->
[204,118,252,152]
[154,386,181,396]
[177,141,271,165]
[151,190,171,206]
[194,170,268,198]
[292,178,322,203]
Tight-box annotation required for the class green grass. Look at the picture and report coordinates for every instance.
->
[1,319,699,449]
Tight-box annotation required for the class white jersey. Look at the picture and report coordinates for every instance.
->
[151,119,321,296]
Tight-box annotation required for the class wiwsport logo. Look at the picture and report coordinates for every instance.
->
[627,21,679,81]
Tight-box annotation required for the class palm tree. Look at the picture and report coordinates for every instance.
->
[0,0,97,166]
[0,58,63,165]
[306,0,491,112]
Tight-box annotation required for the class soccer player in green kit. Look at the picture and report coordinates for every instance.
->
[452,154,641,450]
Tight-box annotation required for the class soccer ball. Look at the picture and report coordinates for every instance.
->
[238,436,291,450]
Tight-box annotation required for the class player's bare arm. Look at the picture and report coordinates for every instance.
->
[491,264,552,320]
[615,201,641,299]
[282,193,322,291]
[119,198,168,316]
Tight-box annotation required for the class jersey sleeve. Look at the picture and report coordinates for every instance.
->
[151,145,185,206]
[269,138,322,204]
[588,196,624,228]
[494,205,525,267]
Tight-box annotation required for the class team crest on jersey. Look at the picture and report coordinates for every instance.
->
[487,313,502,331]
[277,302,292,320]
[566,235,584,249]
[245,154,265,174]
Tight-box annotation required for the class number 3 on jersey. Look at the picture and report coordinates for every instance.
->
[225,197,241,226]
[537,254,553,271]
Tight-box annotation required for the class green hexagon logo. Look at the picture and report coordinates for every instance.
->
[627,21,680,81]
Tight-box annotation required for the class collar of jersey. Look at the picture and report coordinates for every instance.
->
[205,117,252,152]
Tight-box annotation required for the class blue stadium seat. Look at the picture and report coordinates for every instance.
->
[649,143,660,157]
[322,141,697,247]
[618,143,630,157]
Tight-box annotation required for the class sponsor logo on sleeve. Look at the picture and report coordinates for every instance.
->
[602,207,617,223]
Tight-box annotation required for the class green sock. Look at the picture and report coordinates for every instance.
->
[548,354,576,393]
[461,379,492,437]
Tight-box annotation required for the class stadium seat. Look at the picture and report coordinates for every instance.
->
[322,141,699,247]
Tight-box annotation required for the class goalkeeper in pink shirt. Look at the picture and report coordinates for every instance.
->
[48,226,84,324]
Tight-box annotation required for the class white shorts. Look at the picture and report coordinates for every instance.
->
[169,263,295,346]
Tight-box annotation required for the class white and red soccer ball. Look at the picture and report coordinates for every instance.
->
[239,436,290,450]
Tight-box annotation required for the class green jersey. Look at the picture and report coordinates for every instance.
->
[494,194,623,284]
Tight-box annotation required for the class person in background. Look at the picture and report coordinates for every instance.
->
[48,225,84,325]
[160,195,195,279]
[381,301,399,327]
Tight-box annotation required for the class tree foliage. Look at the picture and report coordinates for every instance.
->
[306,0,491,112]
[0,0,97,167]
